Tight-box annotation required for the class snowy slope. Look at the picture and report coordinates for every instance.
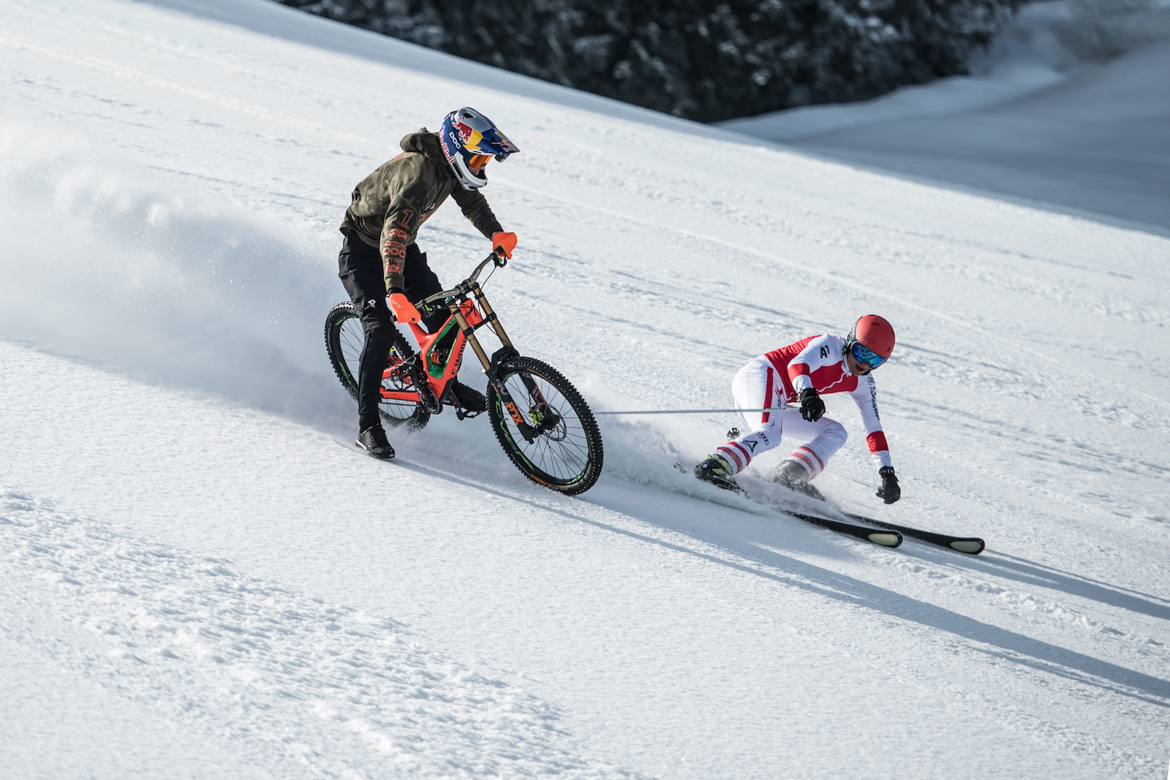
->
[720,0,1170,233]
[2,0,1170,778]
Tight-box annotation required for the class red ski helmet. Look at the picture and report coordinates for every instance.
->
[847,315,896,360]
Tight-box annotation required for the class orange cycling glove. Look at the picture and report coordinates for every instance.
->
[491,231,518,259]
[388,292,421,324]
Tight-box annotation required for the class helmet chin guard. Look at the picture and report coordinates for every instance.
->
[439,107,520,190]
[448,151,487,189]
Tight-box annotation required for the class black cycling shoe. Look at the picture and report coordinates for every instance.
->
[449,380,487,413]
[356,424,395,460]
[773,459,823,500]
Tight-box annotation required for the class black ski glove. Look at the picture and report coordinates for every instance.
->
[877,466,901,504]
[798,388,825,422]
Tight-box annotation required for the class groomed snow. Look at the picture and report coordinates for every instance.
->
[2,0,1169,778]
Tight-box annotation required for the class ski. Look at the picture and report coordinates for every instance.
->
[840,510,985,555]
[785,511,903,548]
[679,463,903,548]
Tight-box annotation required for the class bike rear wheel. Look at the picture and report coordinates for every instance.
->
[487,356,603,495]
[324,302,430,430]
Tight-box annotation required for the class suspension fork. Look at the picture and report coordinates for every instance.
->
[462,286,553,440]
[474,286,514,351]
[473,286,546,403]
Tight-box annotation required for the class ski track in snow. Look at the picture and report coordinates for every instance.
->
[0,487,637,779]
[2,0,1170,777]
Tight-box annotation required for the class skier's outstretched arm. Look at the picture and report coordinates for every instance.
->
[850,379,900,504]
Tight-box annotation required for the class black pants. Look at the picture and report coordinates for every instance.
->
[337,233,446,422]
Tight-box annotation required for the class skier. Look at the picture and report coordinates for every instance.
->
[694,315,902,504]
[337,107,520,459]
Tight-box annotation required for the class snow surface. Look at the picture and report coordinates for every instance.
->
[2,0,1170,777]
[720,0,1170,234]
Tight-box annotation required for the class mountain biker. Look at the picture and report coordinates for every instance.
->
[694,315,901,505]
[337,107,520,459]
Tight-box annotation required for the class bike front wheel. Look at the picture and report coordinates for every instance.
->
[487,356,604,495]
[323,302,430,430]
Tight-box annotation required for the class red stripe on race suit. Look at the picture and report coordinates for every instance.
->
[763,369,775,424]
[718,445,745,471]
[766,336,814,403]
[797,446,824,472]
[815,367,855,394]
[791,450,815,475]
[866,431,888,454]
[729,441,752,467]
[787,364,811,402]
[766,336,864,402]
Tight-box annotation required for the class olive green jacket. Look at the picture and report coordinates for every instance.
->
[340,129,503,292]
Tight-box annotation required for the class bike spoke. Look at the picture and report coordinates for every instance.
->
[500,371,591,481]
[337,314,420,421]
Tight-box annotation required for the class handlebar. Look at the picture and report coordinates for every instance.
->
[419,248,507,309]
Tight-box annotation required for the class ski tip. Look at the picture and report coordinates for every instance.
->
[949,539,986,555]
[868,531,903,548]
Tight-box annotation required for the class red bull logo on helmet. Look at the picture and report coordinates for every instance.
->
[452,119,475,144]
[438,134,456,164]
[441,108,520,171]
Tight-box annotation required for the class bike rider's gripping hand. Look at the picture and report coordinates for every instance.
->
[798,388,825,422]
[388,292,421,324]
[492,231,517,259]
[877,466,901,504]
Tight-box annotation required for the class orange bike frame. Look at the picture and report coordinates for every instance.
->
[379,283,512,406]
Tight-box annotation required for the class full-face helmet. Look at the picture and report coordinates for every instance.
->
[438,107,520,190]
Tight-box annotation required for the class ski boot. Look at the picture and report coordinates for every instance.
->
[356,423,395,460]
[695,455,739,491]
[772,459,823,500]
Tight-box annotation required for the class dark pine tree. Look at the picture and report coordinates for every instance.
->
[278,0,1020,122]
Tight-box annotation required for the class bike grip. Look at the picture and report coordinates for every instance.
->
[388,292,421,324]
[491,231,517,259]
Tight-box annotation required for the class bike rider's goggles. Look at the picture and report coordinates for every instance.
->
[851,342,887,370]
[468,153,492,170]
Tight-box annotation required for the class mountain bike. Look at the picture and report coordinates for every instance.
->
[324,249,604,496]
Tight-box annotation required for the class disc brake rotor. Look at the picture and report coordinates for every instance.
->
[528,403,567,442]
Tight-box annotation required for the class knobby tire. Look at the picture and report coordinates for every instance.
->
[323,302,430,430]
[487,356,603,496]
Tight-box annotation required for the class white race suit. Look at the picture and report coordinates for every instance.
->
[715,334,892,479]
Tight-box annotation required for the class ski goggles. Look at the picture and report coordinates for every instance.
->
[851,342,887,370]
